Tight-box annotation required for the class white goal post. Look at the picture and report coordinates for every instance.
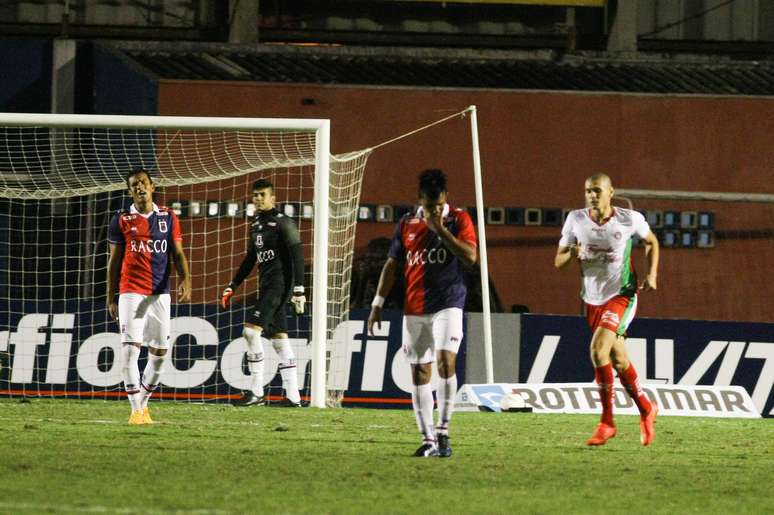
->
[0,112,343,408]
[0,107,494,409]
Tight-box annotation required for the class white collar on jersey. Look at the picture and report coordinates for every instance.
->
[415,203,450,219]
[130,202,160,218]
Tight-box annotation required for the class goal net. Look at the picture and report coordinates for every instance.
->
[0,113,371,408]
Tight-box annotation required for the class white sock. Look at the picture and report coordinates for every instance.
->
[436,374,457,435]
[273,338,301,404]
[120,344,142,412]
[412,382,435,442]
[243,327,264,397]
[140,352,165,409]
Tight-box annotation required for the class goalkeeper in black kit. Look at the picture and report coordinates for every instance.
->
[220,178,307,407]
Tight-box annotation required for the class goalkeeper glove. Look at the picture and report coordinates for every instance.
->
[290,286,306,316]
[220,287,234,310]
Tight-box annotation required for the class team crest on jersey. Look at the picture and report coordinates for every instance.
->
[158,220,168,233]
[267,222,277,227]
[255,234,263,247]
[408,233,416,242]
[614,232,622,240]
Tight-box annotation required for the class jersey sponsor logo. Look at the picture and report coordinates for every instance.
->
[257,249,275,263]
[255,234,263,248]
[406,247,448,266]
[408,218,420,225]
[129,239,168,254]
[600,311,620,326]
[158,220,168,233]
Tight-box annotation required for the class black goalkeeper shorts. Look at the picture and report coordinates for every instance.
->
[246,287,290,337]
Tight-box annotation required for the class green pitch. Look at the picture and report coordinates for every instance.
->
[0,400,771,514]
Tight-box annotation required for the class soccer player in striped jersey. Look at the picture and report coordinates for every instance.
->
[368,169,477,458]
[107,168,192,425]
[555,173,660,446]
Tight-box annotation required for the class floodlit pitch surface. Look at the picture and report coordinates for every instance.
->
[0,400,771,514]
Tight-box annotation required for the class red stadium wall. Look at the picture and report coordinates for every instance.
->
[157,81,774,323]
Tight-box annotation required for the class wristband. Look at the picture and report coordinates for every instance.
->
[371,295,385,308]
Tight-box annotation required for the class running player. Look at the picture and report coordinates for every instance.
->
[368,169,477,458]
[221,178,306,407]
[555,173,660,446]
[107,168,192,425]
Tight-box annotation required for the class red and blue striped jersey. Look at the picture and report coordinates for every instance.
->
[107,203,182,295]
[388,204,477,315]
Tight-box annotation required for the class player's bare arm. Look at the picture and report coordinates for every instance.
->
[554,244,580,269]
[106,242,124,320]
[368,257,398,335]
[172,240,192,302]
[639,231,660,291]
[425,208,477,266]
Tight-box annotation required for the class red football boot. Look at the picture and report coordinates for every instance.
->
[587,422,617,446]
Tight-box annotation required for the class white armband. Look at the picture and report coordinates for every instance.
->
[371,295,385,308]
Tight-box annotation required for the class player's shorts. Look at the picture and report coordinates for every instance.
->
[118,293,171,349]
[402,307,464,365]
[585,294,638,337]
[246,286,289,337]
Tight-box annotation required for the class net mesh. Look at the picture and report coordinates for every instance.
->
[0,124,371,404]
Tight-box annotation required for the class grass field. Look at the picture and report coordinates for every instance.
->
[0,399,771,515]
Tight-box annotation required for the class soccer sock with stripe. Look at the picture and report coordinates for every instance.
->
[594,363,615,426]
[139,352,165,408]
[618,363,652,416]
[273,338,301,404]
[436,374,457,435]
[412,382,436,443]
[120,344,142,412]
[243,327,265,397]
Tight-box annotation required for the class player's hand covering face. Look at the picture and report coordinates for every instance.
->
[420,191,447,233]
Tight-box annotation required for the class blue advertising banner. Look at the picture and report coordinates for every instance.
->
[0,302,465,407]
[519,314,774,417]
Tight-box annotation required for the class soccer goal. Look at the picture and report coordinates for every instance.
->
[0,112,370,408]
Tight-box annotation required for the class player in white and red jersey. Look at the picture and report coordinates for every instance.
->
[107,168,191,425]
[556,173,660,446]
[368,169,477,458]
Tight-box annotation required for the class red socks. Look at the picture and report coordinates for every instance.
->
[594,364,615,426]
[619,363,652,416]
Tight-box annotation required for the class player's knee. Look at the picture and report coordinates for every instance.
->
[272,338,295,362]
[243,326,261,341]
[148,347,167,357]
[411,364,432,385]
[437,357,456,378]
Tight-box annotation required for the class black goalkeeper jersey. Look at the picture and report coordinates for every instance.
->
[229,208,304,297]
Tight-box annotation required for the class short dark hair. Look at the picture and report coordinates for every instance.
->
[418,169,447,199]
[126,168,152,188]
[252,178,274,193]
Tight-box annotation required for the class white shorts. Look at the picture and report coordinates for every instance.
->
[118,293,171,349]
[402,307,464,365]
